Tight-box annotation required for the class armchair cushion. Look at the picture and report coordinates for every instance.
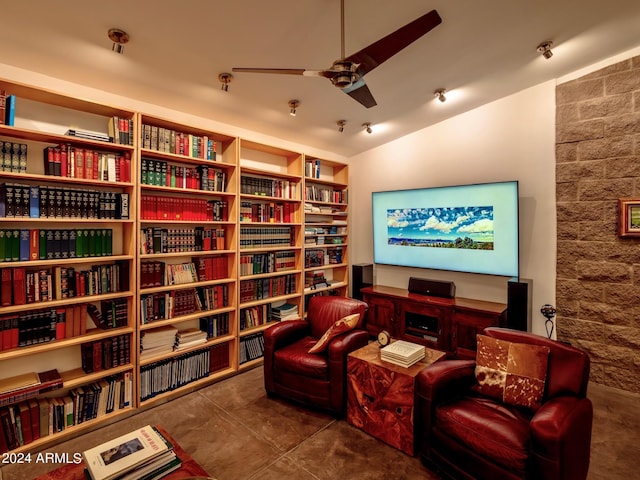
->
[308,313,360,353]
[475,334,550,409]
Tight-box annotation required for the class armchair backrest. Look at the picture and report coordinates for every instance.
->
[307,296,368,339]
[484,327,590,399]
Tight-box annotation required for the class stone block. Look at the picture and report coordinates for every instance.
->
[577,178,634,201]
[557,201,604,222]
[606,71,640,95]
[604,113,640,136]
[556,103,579,124]
[605,156,640,178]
[556,183,578,201]
[579,93,633,119]
[604,283,640,307]
[556,161,605,183]
[556,221,578,241]
[557,120,604,143]
[580,59,632,80]
[556,143,577,163]
[604,325,640,349]
[577,136,634,160]
[556,78,604,105]
[577,261,632,283]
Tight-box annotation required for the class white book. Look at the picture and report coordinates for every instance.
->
[381,340,425,360]
[83,425,172,480]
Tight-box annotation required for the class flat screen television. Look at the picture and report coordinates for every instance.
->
[372,180,519,277]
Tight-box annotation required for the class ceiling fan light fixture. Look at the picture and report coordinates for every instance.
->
[337,120,346,133]
[434,88,447,102]
[362,122,372,134]
[288,100,300,116]
[218,73,233,92]
[537,41,554,59]
[108,28,129,54]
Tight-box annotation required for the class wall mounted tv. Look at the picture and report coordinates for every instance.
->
[372,180,519,277]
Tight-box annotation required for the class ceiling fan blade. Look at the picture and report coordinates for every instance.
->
[342,78,377,108]
[232,67,307,75]
[345,9,442,76]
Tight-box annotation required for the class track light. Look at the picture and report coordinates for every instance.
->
[108,28,129,54]
[434,88,447,103]
[288,100,300,116]
[218,73,233,92]
[337,120,346,133]
[537,41,553,59]
[362,122,372,134]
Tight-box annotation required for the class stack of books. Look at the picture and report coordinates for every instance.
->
[271,302,299,320]
[174,328,208,351]
[66,129,113,143]
[83,425,180,480]
[380,340,426,368]
[140,326,178,359]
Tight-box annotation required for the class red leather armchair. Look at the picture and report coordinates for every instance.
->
[416,327,593,480]
[263,296,368,415]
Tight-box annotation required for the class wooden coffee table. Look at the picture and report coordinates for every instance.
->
[346,341,445,455]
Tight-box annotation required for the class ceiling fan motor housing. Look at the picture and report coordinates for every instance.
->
[330,61,359,88]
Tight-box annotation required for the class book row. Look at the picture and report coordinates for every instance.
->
[0,369,63,409]
[0,141,27,174]
[239,274,297,303]
[87,298,129,330]
[140,195,224,221]
[140,257,229,289]
[140,226,226,255]
[240,175,298,199]
[44,145,131,182]
[0,372,133,453]
[239,304,274,331]
[239,332,264,365]
[139,347,212,401]
[141,158,227,192]
[0,261,127,307]
[199,312,231,339]
[0,228,113,263]
[239,250,296,277]
[239,226,295,249]
[140,124,218,160]
[140,282,229,324]
[108,116,135,146]
[80,334,131,373]
[0,92,15,127]
[0,183,129,220]
[239,200,296,224]
[304,184,348,204]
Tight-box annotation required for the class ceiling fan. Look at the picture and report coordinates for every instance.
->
[232,1,442,108]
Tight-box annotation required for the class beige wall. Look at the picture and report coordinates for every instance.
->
[555,54,640,393]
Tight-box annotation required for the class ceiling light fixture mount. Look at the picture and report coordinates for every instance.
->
[218,73,233,92]
[362,122,372,134]
[288,100,300,116]
[108,28,129,54]
[434,88,447,102]
[537,41,554,59]
[337,120,346,133]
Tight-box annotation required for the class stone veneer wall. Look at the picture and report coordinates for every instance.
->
[555,54,640,394]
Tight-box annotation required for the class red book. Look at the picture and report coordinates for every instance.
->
[28,398,40,441]
[1,268,12,306]
[65,306,74,339]
[79,305,87,335]
[44,146,54,175]
[19,402,33,445]
[75,148,84,179]
[11,267,26,305]
[55,308,66,340]
[60,146,68,177]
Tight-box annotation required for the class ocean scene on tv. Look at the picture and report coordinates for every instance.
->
[386,206,495,250]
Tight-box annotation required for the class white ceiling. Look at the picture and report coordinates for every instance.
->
[1,0,640,157]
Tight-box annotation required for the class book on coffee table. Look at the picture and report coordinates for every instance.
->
[83,424,180,480]
[380,340,426,367]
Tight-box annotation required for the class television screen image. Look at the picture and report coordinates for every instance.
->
[372,181,519,277]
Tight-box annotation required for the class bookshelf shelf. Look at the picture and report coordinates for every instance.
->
[0,291,135,315]
[139,306,236,331]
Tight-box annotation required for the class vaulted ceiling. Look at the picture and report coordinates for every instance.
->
[1,0,639,157]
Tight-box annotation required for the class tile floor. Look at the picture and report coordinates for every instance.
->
[1,366,638,480]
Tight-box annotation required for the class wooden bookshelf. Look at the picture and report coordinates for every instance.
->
[303,156,349,316]
[0,77,137,453]
[136,113,238,407]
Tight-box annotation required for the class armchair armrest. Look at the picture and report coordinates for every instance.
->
[416,359,477,405]
[263,320,310,394]
[530,396,593,480]
[327,329,369,414]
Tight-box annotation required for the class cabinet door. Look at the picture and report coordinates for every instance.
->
[362,294,396,336]
[452,309,503,359]
[399,302,449,351]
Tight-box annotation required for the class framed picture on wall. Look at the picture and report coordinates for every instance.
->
[618,199,640,237]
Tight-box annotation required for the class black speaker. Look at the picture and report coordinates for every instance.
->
[507,278,532,331]
[352,263,373,300]
[408,277,456,298]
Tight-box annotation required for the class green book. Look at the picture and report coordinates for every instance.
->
[104,229,112,256]
[10,229,20,261]
[95,229,104,256]
[75,229,84,258]
[88,229,96,257]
